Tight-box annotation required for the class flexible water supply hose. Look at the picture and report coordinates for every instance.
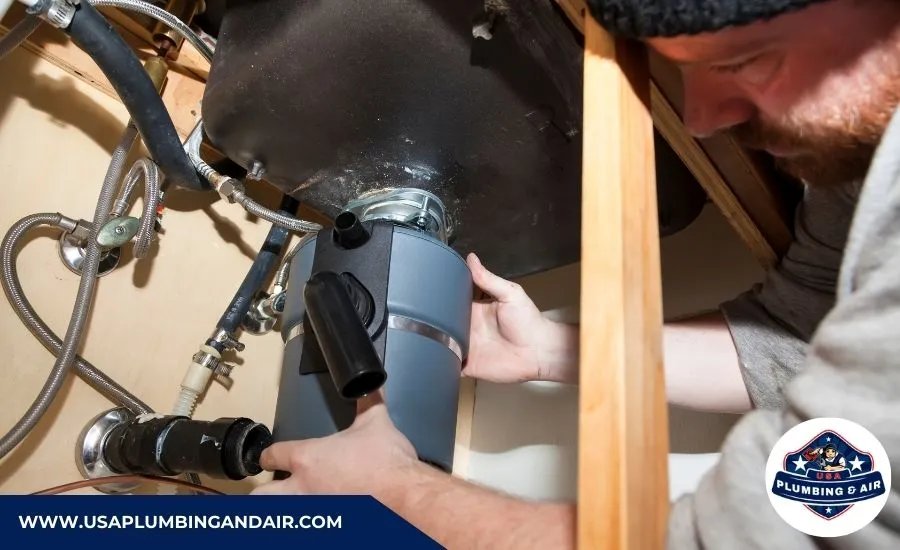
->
[0,213,152,416]
[0,0,214,485]
[0,124,137,459]
[273,232,317,291]
[231,190,323,234]
[184,123,323,235]
[117,157,161,259]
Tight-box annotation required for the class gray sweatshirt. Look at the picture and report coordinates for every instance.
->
[722,178,859,409]
[668,109,900,547]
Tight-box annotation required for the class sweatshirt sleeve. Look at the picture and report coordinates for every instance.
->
[720,182,859,408]
[667,113,900,549]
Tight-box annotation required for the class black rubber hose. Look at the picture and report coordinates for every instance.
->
[210,195,300,347]
[65,2,205,191]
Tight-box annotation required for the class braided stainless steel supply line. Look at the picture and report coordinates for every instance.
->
[184,122,323,234]
[273,232,318,290]
[118,157,161,259]
[0,124,145,458]
[0,213,152,416]
[231,189,324,233]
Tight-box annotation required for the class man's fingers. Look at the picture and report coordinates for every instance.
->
[467,253,522,303]
[259,441,303,472]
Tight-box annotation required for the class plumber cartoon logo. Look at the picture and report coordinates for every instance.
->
[766,418,891,537]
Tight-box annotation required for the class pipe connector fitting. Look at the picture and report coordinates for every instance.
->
[56,218,122,277]
[68,219,93,246]
[242,292,279,335]
[55,214,80,234]
[217,177,245,204]
[171,344,220,417]
[30,0,80,29]
[54,216,92,246]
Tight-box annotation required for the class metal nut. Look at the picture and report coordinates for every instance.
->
[247,161,267,181]
[242,293,278,335]
[217,178,245,204]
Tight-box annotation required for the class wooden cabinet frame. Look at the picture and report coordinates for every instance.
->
[579,18,668,548]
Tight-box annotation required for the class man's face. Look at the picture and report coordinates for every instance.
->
[648,0,900,185]
[826,448,837,459]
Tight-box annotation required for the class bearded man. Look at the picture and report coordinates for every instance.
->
[253,1,900,547]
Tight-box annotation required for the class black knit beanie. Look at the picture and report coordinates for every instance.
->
[586,0,832,38]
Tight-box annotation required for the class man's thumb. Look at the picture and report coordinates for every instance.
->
[467,253,522,303]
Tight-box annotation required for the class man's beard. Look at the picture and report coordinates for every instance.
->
[729,62,900,186]
[730,100,896,186]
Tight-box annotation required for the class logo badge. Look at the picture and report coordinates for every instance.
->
[766,418,891,537]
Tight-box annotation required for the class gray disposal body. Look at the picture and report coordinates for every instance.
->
[274,226,471,471]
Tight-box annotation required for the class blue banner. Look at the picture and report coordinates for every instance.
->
[0,496,440,548]
[771,471,886,505]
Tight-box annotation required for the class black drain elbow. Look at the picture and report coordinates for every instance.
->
[103,416,272,480]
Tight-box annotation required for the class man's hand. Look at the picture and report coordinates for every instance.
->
[251,394,418,496]
[253,390,576,548]
[465,253,578,384]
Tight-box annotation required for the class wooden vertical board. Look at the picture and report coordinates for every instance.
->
[452,378,477,477]
[578,15,669,550]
